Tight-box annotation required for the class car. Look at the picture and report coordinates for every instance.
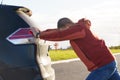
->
[0,4,55,80]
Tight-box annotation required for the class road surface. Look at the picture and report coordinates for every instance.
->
[52,54,120,80]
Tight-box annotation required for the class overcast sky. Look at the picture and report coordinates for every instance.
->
[3,0,120,48]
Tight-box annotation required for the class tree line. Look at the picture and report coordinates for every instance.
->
[109,45,120,49]
[51,42,120,50]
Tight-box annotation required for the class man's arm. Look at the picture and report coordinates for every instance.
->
[40,25,86,41]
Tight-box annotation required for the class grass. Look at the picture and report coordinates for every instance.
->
[49,49,78,61]
[110,49,120,53]
[49,49,120,61]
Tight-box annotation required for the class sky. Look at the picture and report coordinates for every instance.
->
[2,0,120,48]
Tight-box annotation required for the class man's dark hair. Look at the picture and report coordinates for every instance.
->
[57,17,73,29]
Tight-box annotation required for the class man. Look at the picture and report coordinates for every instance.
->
[31,18,120,80]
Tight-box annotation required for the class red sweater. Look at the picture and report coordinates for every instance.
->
[40,21,115,71]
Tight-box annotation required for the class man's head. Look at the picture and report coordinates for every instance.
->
[57,17,74,29]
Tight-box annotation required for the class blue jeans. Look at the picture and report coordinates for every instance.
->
[86,61,120,80]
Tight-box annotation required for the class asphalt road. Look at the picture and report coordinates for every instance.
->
[52,54,120,80]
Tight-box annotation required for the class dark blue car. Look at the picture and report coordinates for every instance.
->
[0,5,55,80]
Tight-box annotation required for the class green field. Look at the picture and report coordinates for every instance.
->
[110,49,120,53]
[49,49,120,61]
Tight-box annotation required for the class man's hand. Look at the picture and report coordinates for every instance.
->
[78,18,91,29]
[30,27,40,38]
